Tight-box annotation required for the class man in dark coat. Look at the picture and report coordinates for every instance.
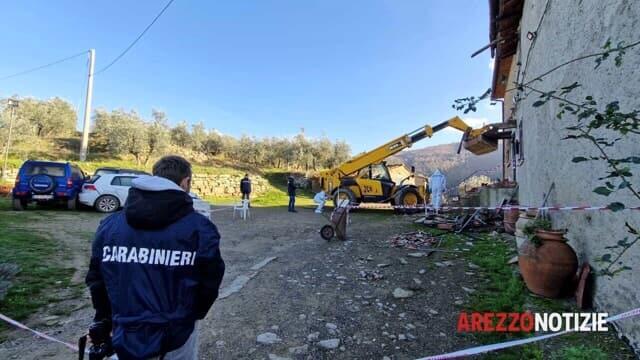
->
[85,155,225,360]
[287,176,297,212]
[240,173,252,206]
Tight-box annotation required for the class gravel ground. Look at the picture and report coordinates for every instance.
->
[0,205,492,359]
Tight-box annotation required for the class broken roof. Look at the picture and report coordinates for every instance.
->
[489,0,524,100]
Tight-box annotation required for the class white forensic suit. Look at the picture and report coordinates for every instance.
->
[313,190,328,213]
[428,169,447,210]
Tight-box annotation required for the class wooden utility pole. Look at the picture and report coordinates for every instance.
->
[2,99,19,179]
[79,49,95,161]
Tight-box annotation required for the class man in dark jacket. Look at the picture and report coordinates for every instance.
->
[85,155,225,360]
[287,176,296,212]
[240,173,251,206]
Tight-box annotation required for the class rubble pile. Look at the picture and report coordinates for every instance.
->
[388,231,440,250]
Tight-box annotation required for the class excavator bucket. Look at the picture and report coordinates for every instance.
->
[463,134,498,155]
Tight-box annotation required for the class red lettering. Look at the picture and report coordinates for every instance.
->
[483,312,495,331]
[520,312,534,332]
[457,313,470,332]
[471,313,483,332]
[495,312,508,332]
[508,313,520,332]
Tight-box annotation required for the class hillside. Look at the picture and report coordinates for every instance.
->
[389,142,502,188]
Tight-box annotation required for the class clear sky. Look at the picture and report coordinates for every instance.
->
[0,0,500,153]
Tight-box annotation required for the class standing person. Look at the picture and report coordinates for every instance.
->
[428,169,447,212]
[287,176,297,212]
[85,155,225,360]
[240,173,252,207]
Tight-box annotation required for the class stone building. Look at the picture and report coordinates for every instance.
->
[487,0,640,353]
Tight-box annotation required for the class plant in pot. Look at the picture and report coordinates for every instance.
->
[518,214,578,298]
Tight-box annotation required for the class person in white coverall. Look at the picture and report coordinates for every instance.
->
[314,190,328,213]
[429,169,447,211]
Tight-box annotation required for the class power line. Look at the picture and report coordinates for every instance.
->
[96,0,176,75]
[0,50,89,81]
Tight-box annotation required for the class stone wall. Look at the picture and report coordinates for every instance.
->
[190,174,271,197]
[509,0,640,352]
[1,168,18,179]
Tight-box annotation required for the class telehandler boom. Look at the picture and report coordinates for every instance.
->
[314,116,504,208]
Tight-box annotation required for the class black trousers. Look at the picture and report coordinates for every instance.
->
[288,195,295,211]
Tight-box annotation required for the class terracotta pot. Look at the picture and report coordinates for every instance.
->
[535,229,566,241]
[518,235,578,298]
[503,208,520,235]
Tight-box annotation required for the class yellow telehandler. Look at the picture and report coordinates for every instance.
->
[313,116,508,208]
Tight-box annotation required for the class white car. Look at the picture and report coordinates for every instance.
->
[80,173,211,218]
[79,173,140,213]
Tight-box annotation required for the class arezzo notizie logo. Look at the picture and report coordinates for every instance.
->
[457,312,609,333]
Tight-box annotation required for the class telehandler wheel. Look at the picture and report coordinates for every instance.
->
[395,188,423,214]
[333,188,357,208]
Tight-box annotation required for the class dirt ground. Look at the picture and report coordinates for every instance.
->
[0,205,486,359]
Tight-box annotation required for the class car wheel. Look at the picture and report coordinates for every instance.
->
[67,195,78,210]
[12,198,26,211]
[95,195,120,213]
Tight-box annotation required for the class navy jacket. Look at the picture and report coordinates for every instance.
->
[85,176,225,359]
[240,177,252,194]
[287,178,296,196]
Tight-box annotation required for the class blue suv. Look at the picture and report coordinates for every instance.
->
[12,160,88,211]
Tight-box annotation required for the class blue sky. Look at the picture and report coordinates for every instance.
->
[0,0,499,153]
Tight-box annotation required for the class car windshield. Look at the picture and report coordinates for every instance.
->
[24,164,65,177]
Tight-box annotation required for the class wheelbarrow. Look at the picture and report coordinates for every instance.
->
[320,201,350,241]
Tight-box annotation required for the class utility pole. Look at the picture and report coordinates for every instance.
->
[2,98,19,180]
[79,49,95,161]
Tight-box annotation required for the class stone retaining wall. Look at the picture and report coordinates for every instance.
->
[191,174,271,197]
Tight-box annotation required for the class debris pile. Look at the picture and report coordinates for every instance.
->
[388,231,439,250]
[413,210,501,233]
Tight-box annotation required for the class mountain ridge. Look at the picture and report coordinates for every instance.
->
[389,142,502,187]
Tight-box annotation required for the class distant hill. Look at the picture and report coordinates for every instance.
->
[389,143,502,188]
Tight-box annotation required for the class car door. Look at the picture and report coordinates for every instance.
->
[110,176,137,206]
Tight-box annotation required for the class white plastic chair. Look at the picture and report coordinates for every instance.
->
[233,199,250,220]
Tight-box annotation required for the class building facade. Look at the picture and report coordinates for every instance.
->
[488,0,640,353]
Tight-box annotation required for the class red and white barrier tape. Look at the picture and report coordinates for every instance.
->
[348,204,640,211]
[0,312,81,352]
[415,307,640,360]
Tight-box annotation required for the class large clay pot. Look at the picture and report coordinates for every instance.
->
[503,208,520,234]
[518,233,578,298]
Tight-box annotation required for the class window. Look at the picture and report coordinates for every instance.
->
[371,164,391,181]
[25,165,65,177]
[95,169,118,177]
[71,166,83,179]
[357,167,370,179]
[111,176,136,187]
[517,120,525,163]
